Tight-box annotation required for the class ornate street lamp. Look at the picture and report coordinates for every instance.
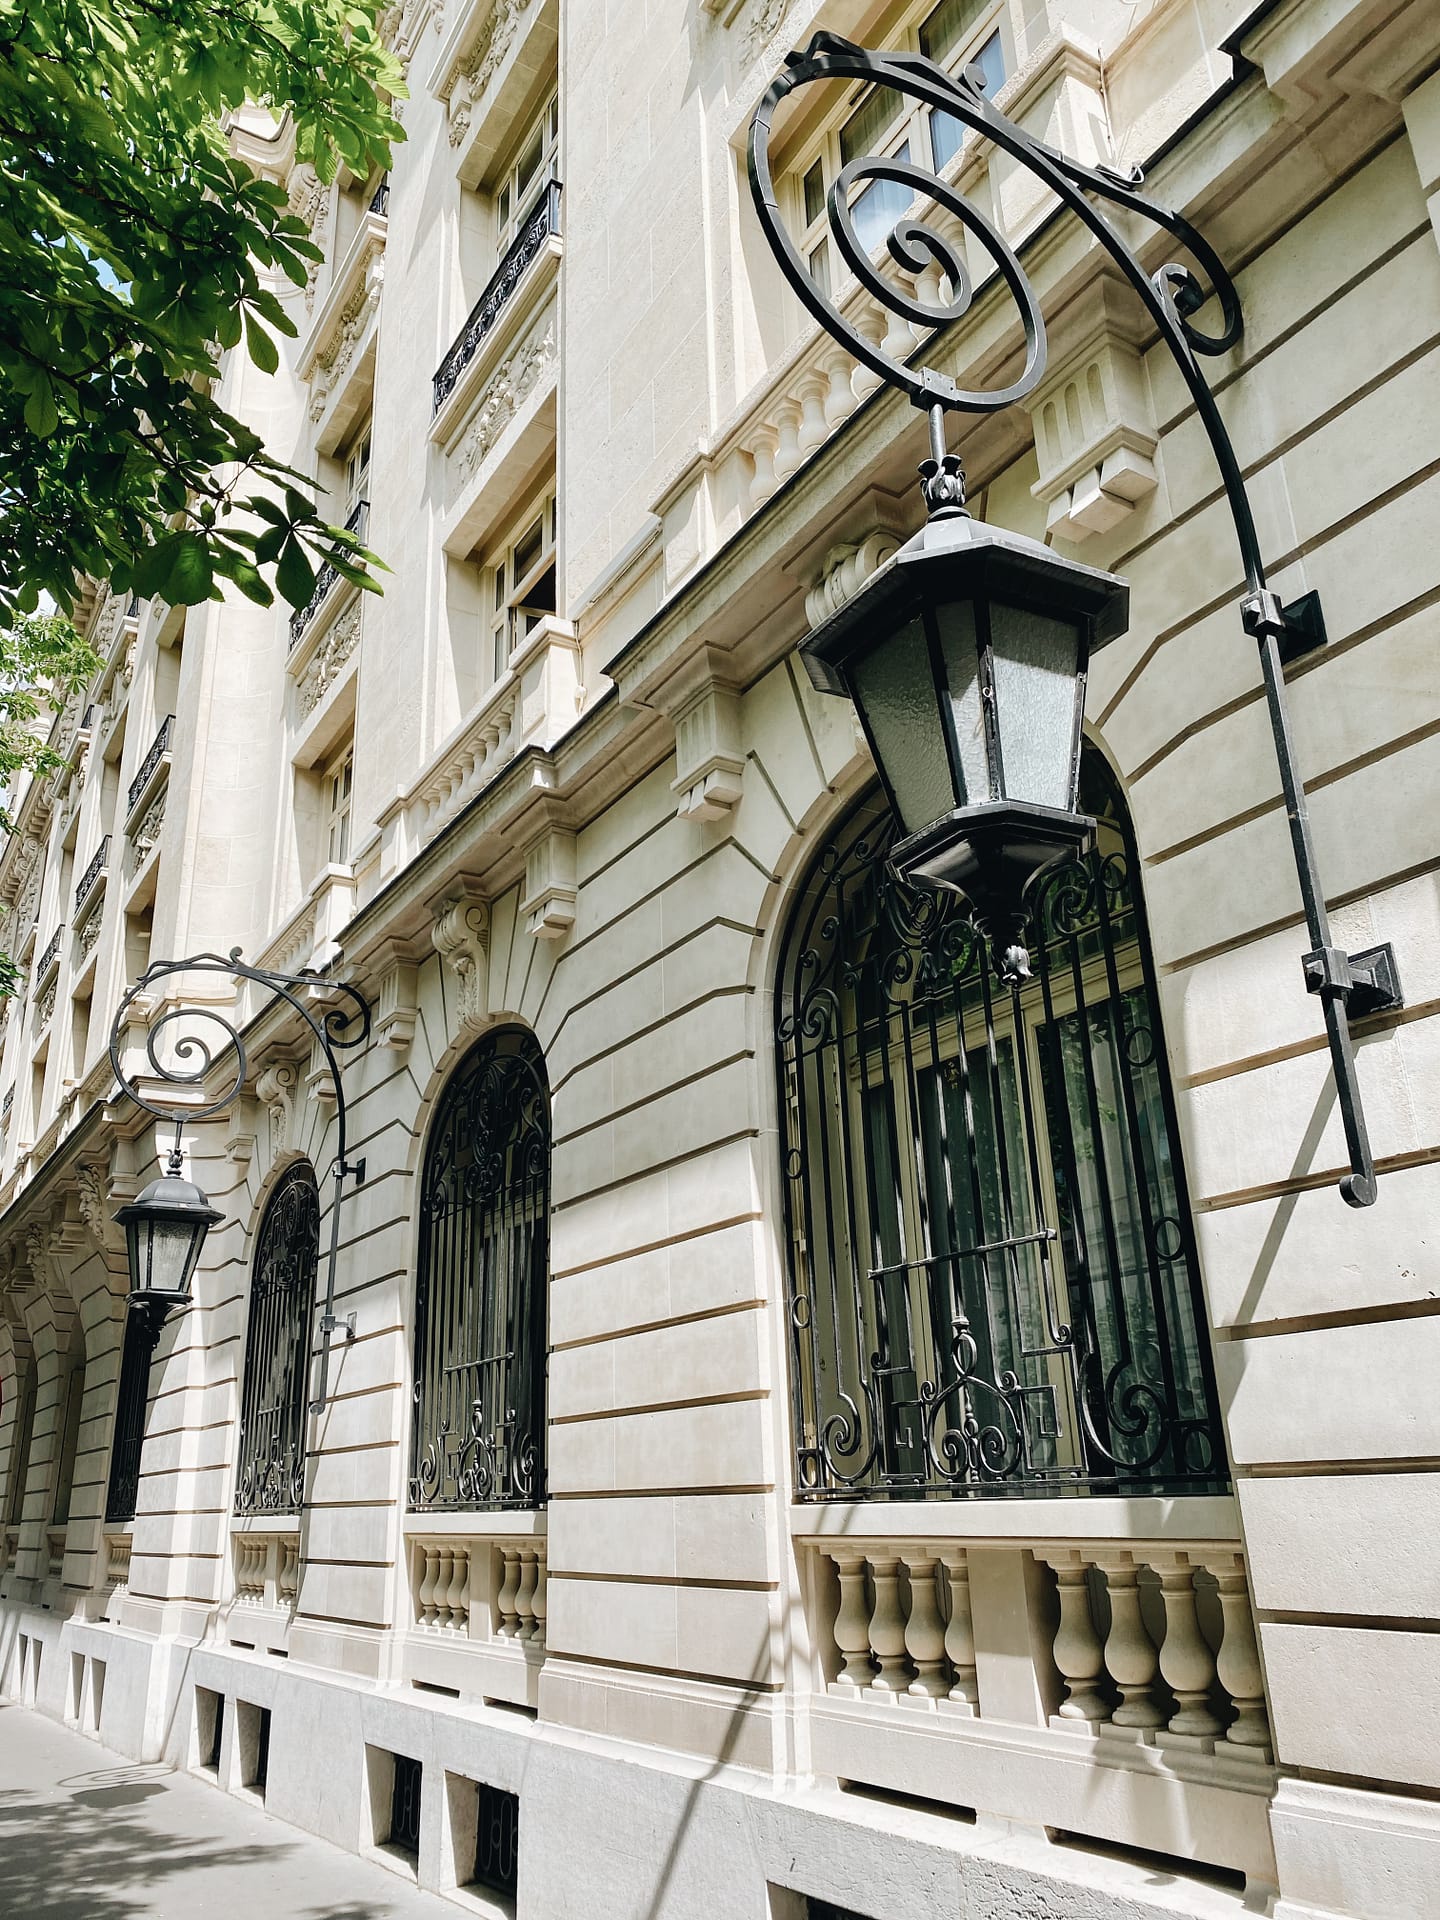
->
[108,950,370,1399]
[801,506,1128,983]
[112,1148,223,1343]
[748,33,1401,1205]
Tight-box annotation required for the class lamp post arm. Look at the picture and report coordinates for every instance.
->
[108,947,372,1406]
[749,34,1401,1206]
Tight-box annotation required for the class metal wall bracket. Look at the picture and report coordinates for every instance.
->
[320,1310,357,1343]
[1276,590,1327,665]
[1303,942,1403,1021]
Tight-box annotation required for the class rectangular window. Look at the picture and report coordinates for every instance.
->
[496,94,559,260]
[487,495,557,681]
[343,429,371,517]
[325,748,353,868]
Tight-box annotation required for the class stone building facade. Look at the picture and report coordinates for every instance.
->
[1,0,1439,1914]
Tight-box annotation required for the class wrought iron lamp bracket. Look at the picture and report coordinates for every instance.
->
[108,948,372,1394]
[748,33,1401,1207]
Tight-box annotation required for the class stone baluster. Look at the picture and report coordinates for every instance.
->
[822,350,856,431]
[901,1552,948,1699]
[496,1544,522,1636]
[1045,1551,1109,1723]
[1153,1553,1225,1737]
[850,301,885,400]
[445,1544,470,1631]
[1203,1552,1272,1755]
[795,372,829,456]
[880,300,918,369]
[831,1549,873,1692]
[748,426,779,508]
[937,1549,978,1711]
[1097,1554,1165,1728]
[771,398,804,485]
[417,1543,439,1626]
[514,1547,538,1642]
[867,1553,911,1693]
[279,1539,299,1605]
[530,1551,547,1648]
[433,1546,454,1627]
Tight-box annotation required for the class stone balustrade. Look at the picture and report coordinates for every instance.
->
[103,1533,131,1591]
[402,1526,546,1710]
[799,1513,1276,1891]
[229,1530,300,1641]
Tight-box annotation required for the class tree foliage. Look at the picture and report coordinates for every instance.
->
[0,0,405,620]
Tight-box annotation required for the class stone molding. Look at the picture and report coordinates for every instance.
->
[803,529,903,630]
[296,599,363,717]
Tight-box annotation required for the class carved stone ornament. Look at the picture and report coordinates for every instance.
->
[380,0,444,68]
[75,1164,122,1254]
[308,239,385,422]
[288,163,331,313]
[431,890,490,1033]
[128,789,166,876]
[445,0,533,146]
[297,600,362,717]
[255,1060,301,1154]
[77,908,102,962]
[34,981,56,1032]
[455,322,556,484]
[740,0,793,65]
[93,594,122,652]
[804,529,903,630]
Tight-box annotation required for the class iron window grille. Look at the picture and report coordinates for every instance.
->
[409,1027,550,1512]
[389,1753,422,1855]
[235,1161,321,1515]
[774,751,1225,1502]
[35,926,63,981]
[104,1313,151,1523]
[473,1784,520,1898]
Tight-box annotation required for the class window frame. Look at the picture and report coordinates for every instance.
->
[483,490,558,685]
[495,91,559,262]
[788,0,1012,300]
[323,743,354,870]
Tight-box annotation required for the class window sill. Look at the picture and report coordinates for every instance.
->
[790,1492,1240,1543]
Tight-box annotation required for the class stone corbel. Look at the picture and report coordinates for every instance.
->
[431,883,490,1033]
[255,1059,302,1157]
[672,678,746,825]
[521,826,578,940]
[74,1164,125,1258]
[370,939,423,1054]
[1025,311,1159,544]
[804,528,903,629]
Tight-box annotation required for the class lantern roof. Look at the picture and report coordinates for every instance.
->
[800,514,1130,697]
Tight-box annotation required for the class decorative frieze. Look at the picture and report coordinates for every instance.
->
[127,790,166,876]
[296,600,362,716]
[454,320,556,485]
[431,887,489,1032]
[301,225,386,424]
[439,0,539,148]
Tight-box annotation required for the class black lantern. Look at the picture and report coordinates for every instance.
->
[113,1148,223,1340]
[800,514,1128,982]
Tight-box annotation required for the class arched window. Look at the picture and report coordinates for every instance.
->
[774,748,1224,1502]
[235,1161,320,1515]
[410,1027,549,1512]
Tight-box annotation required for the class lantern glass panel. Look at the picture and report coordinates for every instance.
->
[143,1217,204,1296]
[934,598,989,806]
[987,604,1085,812]
[849,615,954,834]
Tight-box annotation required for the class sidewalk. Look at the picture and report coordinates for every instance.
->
[0,1701,459,1919]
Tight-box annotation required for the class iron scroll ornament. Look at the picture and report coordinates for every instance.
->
[747,35,1403,1207]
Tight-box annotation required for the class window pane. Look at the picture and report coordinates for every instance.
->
[840,87,903,166]
[921,0,990,64]
[971,29,1005,95]
[512,518,544,587]
[802,159,826,228]
[851,141,912,255]
[807,237,832,297]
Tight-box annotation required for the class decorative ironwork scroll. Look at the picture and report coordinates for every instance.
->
[410,1027,549,1511]
[432,179,563,414]
[774,754,1225,1501]
[235,1161,321,1515]
[749,32,1402,1208]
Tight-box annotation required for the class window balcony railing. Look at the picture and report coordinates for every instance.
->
[289,500,368,651]
[1,1089,12,1120]
[128,715,174,812]
[74,835,110,913]
[35,926,62,982]
[369,174,390,216]
[432,178,562,416]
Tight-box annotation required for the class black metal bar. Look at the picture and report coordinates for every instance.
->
[288,499,369,650]
[748,33,1397,1208]
[369,174,390,217]
[432,178,563,415]
[236,1162,319,1513]
[128,715,174,813]
[105,1310,153,1523]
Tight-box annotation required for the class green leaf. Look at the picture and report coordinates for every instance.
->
[23,375,59,438]
[275,539,316,609]
[244,312,280,374]
[165,535,215,605]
